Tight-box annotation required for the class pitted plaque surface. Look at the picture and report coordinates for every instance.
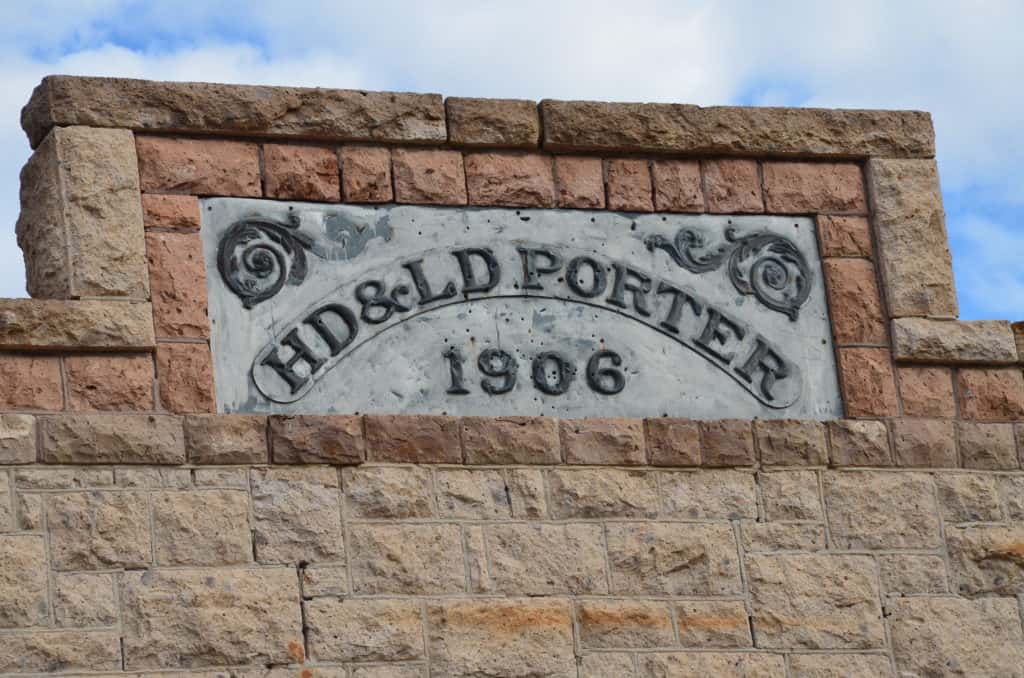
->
[201,200,841,419]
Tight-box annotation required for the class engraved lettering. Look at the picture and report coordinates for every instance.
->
[694,308,746,364]
[517,247,563,290]
[402,258,457,305]
[655,281,703,334]
[452,247,501,294]
[259,328,326,395]
[735,337,790,402]
[607,262,653,316]
[566,256,608,298]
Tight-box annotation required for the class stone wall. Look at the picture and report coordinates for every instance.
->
[0,75,1022,676]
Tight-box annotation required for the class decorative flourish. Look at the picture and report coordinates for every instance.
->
[217,218,313,309]
[645,227,812,321]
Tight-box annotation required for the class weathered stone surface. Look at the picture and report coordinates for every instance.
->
[306,598,423,662]
[187,466,252,487]
[23,76,447,148]
[0,472,10,531]
[349,523,464,594]
[877,554,947,595]
[548,468,658,519]
[868,158,957,317]
[817,215,872,258]
[0,630,121,674]
[446,97,539,148]
[137,136,260,196]
[959,421,1018,470]
[340,145,393,202]
[579,653,638,678]
[606,158,653,212]
[507,468,547,518]
[461,416,559,464]
[788,654,893,678]
[700,419,756,466]
[1002,473,1024,520]
[365,414,460,463]
[553,155,604,208]
[891,418,957,467]
[270,415,363,464]
[577,599,674,648]
[659,470,757,519]
[121,567,302,669]
[935,473,1003,523]
[0,414,36,464]
[827,420,891,466]
[0,535,48,627]
[142,193,201,230]
[17,126,148,298]
[703,159,763,213]
[646,417,701,466]
[147,231,210,338]
[185,414,267,464]
[637,652,786,677]
[156,343,216,413]
[894,318,1017,364]
[53,572,117,627]
[763,162,867,214]
[755,419,828,466]
[392,148,467,205]
[824,471,941,549]
[947,525,1024,594]
[251,467,343,564]
[823,259,887,346]
[463,524,491,594]
[838,348,899,417]
[46,491,152,569]
[740,522,827,552]
[115,466,190,489]
[652,159,703,212]
[607,522,741,595]
[299,563,348,598]
[561,417,644,465]
[761,471,822,521]
[152,490,251,566]
[540,100,934,157]
[465,152,556,207]
[15,467,114,489]
[897,366,956,418]
[958,368,1024,420]
[427,599,575,678]
[0,299,155,350]
[263,143,340,202]
[890,597,1024,677]
[675,600,752,648]
[484,523,607,595]
[351,667,426,678]
[65,354,154,412]
[0,354,63,410]
[344,465,433,518]
[435,469,511,519]
[746,553,885,649]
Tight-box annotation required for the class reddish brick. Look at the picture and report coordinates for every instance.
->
[958,368,1024,420]
[141,194,201,230]
[898,367,956,418]
[827,420,892,466]
[561,418,644,465]
[263,144,340,202]
[652,160,703,212]
[364,414,461,463]
[156,343,215,413]
[755,419,828,466]
[392,149,467,205]
[605,159,653,212]
[340,146,392,203]
[269,415,363,465]
[65,355,154,412]
[763,162,867,214]
[891,418,957,467]
[146,232,210,339]
[554,156,604,209]
[645,418,701,466]
[461,416,560,465]
[700,419,756,466]
[186,414,268,465]
[703,159,763,213]
[823,259,887,346]
[838,348,899,417]
[817,215,872,258]
[136,136,260,196]
[465,152,555,207]
[958,422,1018,470]
[0,355,62,410]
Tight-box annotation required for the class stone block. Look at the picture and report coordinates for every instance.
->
[578,653,638,678]
[0,354,62,410]
[703,159,763,213]
[816,215,872,258]
[121,567,301,670]
[823,259,887,346]
[53,572,118,627]
[141,193,201,230]
[507,468,547,518]
[561,417,644,465]
[1002,474,1024,520]
[755,419,828,466]
[147,231,210,338]
[46,491,152,569]
[343,465,434,518]
[958,368,1024,420]
[891,418,957,467]
[877,554,947,595]
[547,468,658,519]
[935,473,1004,523]
[365,414,460,463]
[156,343,216,413]
[392,148,467,205]
[465,152,555,207]
[263,143,340,202]
[0,630,120,674]
[646,417,701,466]
[890,597,1024,677]
[0,535,49,628]
[947,525,1024,595]
[675,600,751,648]
[762,161,867,214]
[299,563,348,598]
[761,471,822,521]
[115,466,190,489]
[897,366,955,417]
[351,667,427,678]
[652,159,703,212]
[17,126,148,298]
[270,414,363,464]
[826,419,891,466]
[553,155,604,208]
[152,490,251,566]
[446,97,539,148]
[435,468,512,519]
[0,472,9,531]
[0,298,155,351]
[16,492,43,530]
[746,553,885,649]
[607,522,741,595]
[426,599,575,678]
[15,467,114,489]
[700,419,756,466]
[659,469,757,519]
[958,421,1018,470]
[251,467,343,564]
[577,599,675,648]
[65,354,154,411]
[193,467,249,488]
[348,523,465,594]
[461,416,560,464]
[837,347,899,417]
[605,158,653,212]
[306,598,423,662]
[740,522,827,552]
[636,652,786,676]
[340,145,393,202]
[185,414,268,464]
[824,471,940,549]
[893,318,1017,364]
[484,523,607,595]
[136,136,261,196]
[789,654,894,678]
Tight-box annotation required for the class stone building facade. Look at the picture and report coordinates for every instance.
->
[0,75,1022,676]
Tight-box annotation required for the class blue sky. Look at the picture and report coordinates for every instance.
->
[0,1,1020,320]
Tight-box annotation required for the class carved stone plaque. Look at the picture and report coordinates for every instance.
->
[201,199,841,419]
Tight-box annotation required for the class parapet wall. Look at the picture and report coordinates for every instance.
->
[0,75,1022,677]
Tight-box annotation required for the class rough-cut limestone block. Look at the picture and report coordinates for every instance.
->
[0,299,155,350]
[446,97,540,148]
[823,471,941,549]
[788,654,894,678]
[893,318,1018,363]
[269,415,364,465]
[305,598,424,662]
[877,554,948,595]
[435,469,512,519]
[560,417,645,465]
[40,414,185,464]
[364,414,460,463]
[0,414,35,464]
[675,600,752,648]
[0,535,49,628]
[348,523,465,594]
[636,652,786,677]
[646,417,701,466]
[740,522,827,553]
[576,599,675,649]
[506,468,547,518]
[251,467,344,564]
[343,465,434,519]
[53,572,118,628]
[184,414,267,464]
[152,490,252,566]
[754,419,828,466]
[760,470,823,521]
[461,416,560,464]
[483,523,608,595]
[578,653,638,678]
[16,126,148,298]
[658,470,757,519]
[0,630,121,674]
[46,491,152,570]
[547,468,658,519]
[464,152,556,208]
[946,525,1024,595]
[934,473,1004,523]
[15,467,114,489]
